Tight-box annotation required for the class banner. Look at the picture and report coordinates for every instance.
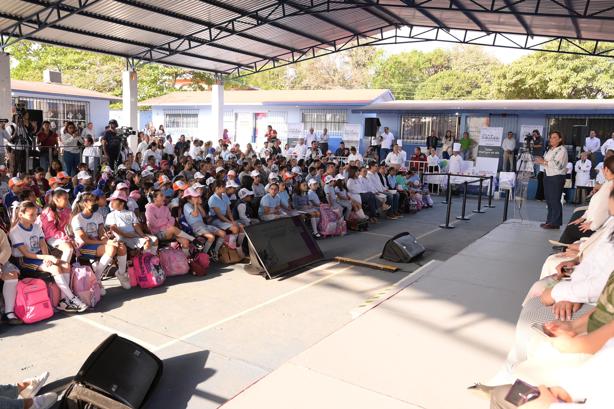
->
[343,123,361,143]
[476,127,503,175]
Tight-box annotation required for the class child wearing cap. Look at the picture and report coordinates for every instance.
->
[74,171,92,197]
[292,181,322,238]
[208,180,245,252]
[232,189,258,226]
[182,187,225,261]
[12,200,87,313]
[258,183,285,222]
[324,175,351,220]
[5,177,25,210]
[72,192,125,291]
[250,171,265,199]
[106,190,158,256]
[307,179,321,208]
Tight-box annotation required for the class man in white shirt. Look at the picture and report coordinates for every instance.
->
[292,138,308,160]
[601,131,614,157]
[305,128,318,147]
[347,146,363,164]
[81,122,95,140]
[163,135,174,158]
[385,144,404,169]
[380,127,395,162]
[448,143,463,174]
[501,131,517,172]
[584,130,601,162]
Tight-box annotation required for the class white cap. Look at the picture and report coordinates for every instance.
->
[194,172,205,179]
[116,182,129,190]
[308,179,319,186]
[268,172,279,180]
[142,170,154,178]
[77,171,91,180]
[117,164,127,171]
[227,169,236,176]
[206,176,216,186]
[334,174,345,180]
[453,143,461,152]
[215,166,225,174]
[226,180,239,188]
[191,182,205,189]
[238,188,254,199]
[324,175,334,184]
[291,166,302,174]
[250,170,260,178]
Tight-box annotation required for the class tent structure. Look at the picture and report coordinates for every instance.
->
[1,0,614,142]
[1,0,614,77]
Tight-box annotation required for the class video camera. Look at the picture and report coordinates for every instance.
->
[117,126,137,137]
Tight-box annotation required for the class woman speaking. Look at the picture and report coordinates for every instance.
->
[535,131,568,229]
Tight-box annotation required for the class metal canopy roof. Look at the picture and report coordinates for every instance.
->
[1,0,614,77]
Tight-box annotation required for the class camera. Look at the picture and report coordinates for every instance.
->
[118,126,136,137]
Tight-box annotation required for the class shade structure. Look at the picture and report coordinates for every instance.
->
[1,0,614,76]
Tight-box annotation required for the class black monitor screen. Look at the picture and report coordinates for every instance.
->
[245,216,324,279]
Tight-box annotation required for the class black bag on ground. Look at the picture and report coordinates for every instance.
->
[60,334,163,409]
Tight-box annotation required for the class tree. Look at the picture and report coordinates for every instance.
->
[414,70,492,99]
[493,43,614,99]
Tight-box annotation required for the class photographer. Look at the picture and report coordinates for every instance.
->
[102,119,123,170]
[59,121,83,177]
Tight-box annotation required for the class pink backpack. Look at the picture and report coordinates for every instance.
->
[335,219,347,236]
[47,282,61,308]
[14,278,54,324]
[71,264,101,308]
[159,248,190,276]
[190,253,210,276]
[133,252,166,289]
[318,204,339,237]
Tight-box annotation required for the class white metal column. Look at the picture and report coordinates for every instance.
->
[211,74,224,141]
[122,65,138,153]
[0,52,12,121]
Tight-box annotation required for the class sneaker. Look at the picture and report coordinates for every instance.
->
[20,371,49,399]
[32,392,58,409]
[382,204,391,211]
[70,297,88,313]
[57,298,86,313]
[99,286,107,296]
[116,270,132,290]
[101,265,118,280]
[210,251,219,263]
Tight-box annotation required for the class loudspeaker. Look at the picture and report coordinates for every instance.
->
[27,109,43,133]
[364,118,381,137]
[571,125,588,147]
[62,334,163,409]
[381,232,425,263]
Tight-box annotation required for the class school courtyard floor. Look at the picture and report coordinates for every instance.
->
[0,196,571,409]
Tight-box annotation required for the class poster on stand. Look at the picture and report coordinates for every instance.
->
[343,123,361,144]
[286,123,304,146]
[476,127,504,175]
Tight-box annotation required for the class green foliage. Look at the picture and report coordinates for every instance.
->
[414,70,492,99]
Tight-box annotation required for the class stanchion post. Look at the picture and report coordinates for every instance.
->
[440,177,455,229]
[456,181,470,221]
[486,175,496,208]
[503,189,510,222]
[473,177,486,214]
[441,173,450,204]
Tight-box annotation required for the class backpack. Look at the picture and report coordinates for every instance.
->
[335,219,347,236]
[190,253,210,276]
[218,245,242,264]
[14,278,54,324]
[71,263,102,308]
[47,282,61,309]
[178,215,194,236]
[318,204,339,237]
[159,247,190,277]
[132,252,166,289]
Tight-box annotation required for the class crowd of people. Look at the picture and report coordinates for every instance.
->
[0,119,436,329]
[482,153,614,408]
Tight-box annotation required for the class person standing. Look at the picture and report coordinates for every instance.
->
[535,131,568,229]
[574,151,592,204]
[319,127,329,155]
[174,134,190,158]
[101,119,123,169]
[163,135,174,164]
[426,130,439,152]
[501,131,517,171]
[459,132,473,160]
[601,131,614,157]
[37,120,58,172]
[81,122,95,140]
[380,127,395,162]
[305,127,317,147]
[60,121,83,176]
[583,130,601,163]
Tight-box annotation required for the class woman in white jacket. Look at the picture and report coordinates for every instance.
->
[574,151,593,204]
[60,121,83,176]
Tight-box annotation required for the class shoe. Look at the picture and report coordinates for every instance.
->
[102,265,118,280]
[57,299,76,312]
[70,297,88,313]
[31,392,58,409]
[227,235,237,250]
[382,204,391,211]
[542,224,560,230]
[20,371,49,399]
[116,270,132,290]
[100,286,107,296]
[313,232,322,239]
[210,251,219,263]
[2,312,23,325]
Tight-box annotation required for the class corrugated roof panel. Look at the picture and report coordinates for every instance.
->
[34,27,148,56]
[188,44,261,65]
[158,54,239,72]
[210,35,290,56]
[0,0,43,16]
[245,24,320,50]
[324,7,392,34]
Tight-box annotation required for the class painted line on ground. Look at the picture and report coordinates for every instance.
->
[73,315,159,351]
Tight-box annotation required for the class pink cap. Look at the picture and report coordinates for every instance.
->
[183,187,201,199]
[107,190,128,202]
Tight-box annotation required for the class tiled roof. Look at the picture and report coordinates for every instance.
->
[140,89,392,106]
[11,79,121,101]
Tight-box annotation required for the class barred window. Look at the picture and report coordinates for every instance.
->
[301,109,347,134]
[12,96,89,131]
[164,110,199,129]
[400,114,458,144]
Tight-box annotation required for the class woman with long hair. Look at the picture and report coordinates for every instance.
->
[60,121,83,176]
[535,131,568,229]
[40,189,75,265]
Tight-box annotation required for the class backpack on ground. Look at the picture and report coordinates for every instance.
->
[159,247,190,277]
[190,253,210,276]
[132,252,166,289]
[14,278,54,324]
[71,263,102,308]
[218,245,243,264]
[47,281,61,309]
[318,204,339,237]
[335,219,347,236]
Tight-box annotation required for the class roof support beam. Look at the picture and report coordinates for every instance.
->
[563,0,583,38]
[284,0,362,35]
[0,0,103,49]
[500,0,534,37]
[359,0,412,27]
[449,0,490,32]
[398,0,449,30]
